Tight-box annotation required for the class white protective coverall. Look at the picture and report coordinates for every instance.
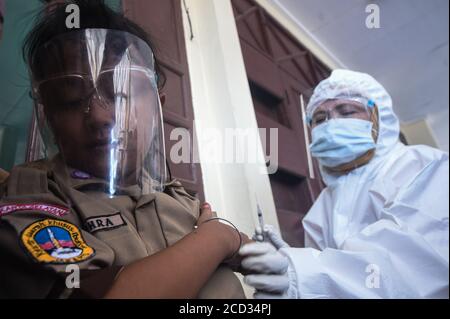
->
[245,70,449,299]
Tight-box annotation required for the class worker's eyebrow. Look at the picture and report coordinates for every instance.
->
[334,103,352,110]
[335,103,365,111]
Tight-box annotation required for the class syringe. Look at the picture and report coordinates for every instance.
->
[255,200,265,242]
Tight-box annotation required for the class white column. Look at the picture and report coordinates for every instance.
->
[180,0,280,235]
[181,0,283,298]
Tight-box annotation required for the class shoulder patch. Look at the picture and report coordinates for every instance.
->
[0,203,70,218]
[21,219,95,264]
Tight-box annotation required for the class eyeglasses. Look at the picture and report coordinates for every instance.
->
[309,101,374,127]
[32,67,157,113]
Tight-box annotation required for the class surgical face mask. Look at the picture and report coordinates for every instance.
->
[309,118,376,168]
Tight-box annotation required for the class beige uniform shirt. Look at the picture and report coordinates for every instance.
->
[0,157,245,299]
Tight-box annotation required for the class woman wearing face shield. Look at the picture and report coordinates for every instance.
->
[240,69,449,299]
[0,0,251,299]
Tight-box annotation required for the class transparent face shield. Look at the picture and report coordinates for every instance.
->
[31,29,167,195]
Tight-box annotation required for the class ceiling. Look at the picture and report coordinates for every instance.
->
[273,0,449,148]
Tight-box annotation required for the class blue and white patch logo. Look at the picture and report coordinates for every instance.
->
[21,219,95,264]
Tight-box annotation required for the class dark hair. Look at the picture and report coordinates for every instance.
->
[23,0,166,89]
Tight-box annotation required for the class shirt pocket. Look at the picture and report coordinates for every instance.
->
[82,212,149,265]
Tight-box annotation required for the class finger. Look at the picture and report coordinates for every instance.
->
[240,232,253,245]
[252,233,264,242]
[198,202,213,225]
[264,225,289,249]
[200,202,212,214]
[263,224,274,233]
[244,274,289,293]
[241,254,289,274]
[239,242,275,257]
[253,226,264,242]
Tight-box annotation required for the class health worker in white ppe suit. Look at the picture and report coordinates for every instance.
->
[240,69,449,299]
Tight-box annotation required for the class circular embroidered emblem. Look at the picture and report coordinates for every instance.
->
[21,219,95,264]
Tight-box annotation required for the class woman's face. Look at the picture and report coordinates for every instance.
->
[39,40,163,182]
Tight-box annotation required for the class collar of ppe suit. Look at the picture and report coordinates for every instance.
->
[307,69,401,186]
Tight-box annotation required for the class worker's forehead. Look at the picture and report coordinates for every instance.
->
[314,99,366,112]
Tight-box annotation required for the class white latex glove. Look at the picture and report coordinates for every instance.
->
[240,225,298,299]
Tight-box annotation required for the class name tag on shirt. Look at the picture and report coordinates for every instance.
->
[85,213,126,233]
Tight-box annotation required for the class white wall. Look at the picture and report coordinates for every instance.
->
[427,108,449,152]
[181,0,279,239]
[401,120,438,149]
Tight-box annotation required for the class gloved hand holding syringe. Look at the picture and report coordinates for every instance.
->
[251,199,289,249]
[240,198,297,299]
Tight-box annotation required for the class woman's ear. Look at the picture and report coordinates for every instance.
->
[159,92,166,107]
